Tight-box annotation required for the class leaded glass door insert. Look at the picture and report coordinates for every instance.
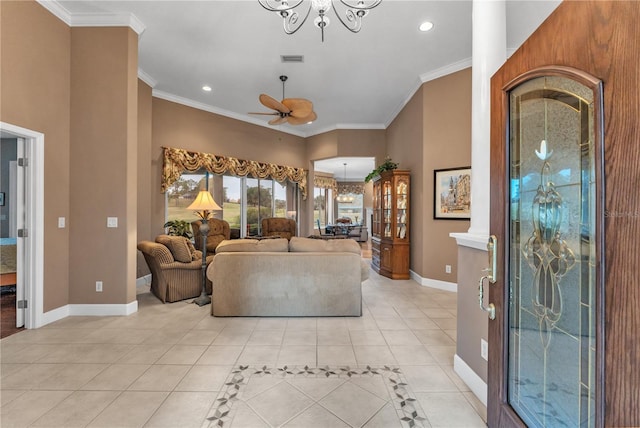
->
[508,75,599,427]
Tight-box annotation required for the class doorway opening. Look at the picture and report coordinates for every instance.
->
[0,122,45,334]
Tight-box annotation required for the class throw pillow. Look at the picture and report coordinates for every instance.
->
[157,235,193,263]
[186,240,198,260]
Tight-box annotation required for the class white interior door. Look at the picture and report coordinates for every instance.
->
[15,138,25,328]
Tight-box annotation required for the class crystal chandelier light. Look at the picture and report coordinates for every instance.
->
[258,0,382,42]
[337,163,354,203]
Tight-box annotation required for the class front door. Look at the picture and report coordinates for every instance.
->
[487,67,604,427]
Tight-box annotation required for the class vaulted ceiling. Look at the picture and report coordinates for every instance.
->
[55,0,560,140]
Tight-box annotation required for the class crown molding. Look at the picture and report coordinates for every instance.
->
[152,90,309,138]
[36,1,146,35]
[418,57,473,84]
[383,57,473,128]
[137,69,157,88]
[36,0,72,25]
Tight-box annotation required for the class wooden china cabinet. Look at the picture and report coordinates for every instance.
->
[371,169,410,279]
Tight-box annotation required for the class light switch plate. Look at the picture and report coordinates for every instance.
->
[107,217,118,228]
[58,217,65,228]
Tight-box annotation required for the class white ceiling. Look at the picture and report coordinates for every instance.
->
[54,0,559,135]
[314,157,376,181]
[51,0,560,180]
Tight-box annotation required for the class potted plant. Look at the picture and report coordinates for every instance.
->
[365,157,399,182]
[163,220,193,239]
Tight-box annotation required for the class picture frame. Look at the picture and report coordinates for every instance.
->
[434,167,471,219]
[0,192,4,206]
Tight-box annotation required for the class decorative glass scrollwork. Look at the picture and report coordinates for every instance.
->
[522,140,576,348]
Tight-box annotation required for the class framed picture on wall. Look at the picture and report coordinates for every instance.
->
[434,167,471,219]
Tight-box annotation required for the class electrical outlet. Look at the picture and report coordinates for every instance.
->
[58,217,65,228]
[481,339,488,361]
[107,217,118,228]
[445,264,452,274]
[96,281,103,292]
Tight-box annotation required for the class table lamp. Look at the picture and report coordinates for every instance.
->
[187,189,222,306]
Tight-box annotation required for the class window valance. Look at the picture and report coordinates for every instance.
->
[338,182,365,195]
[313,175,338,194]
[162,147,308,199]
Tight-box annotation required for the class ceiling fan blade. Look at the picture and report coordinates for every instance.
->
[268,116,289,125]
[282,98,313,118]
[259,94,290,113]
[287,111,317,125]
[248,112,279,116]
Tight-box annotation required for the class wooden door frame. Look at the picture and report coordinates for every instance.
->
[488,66,605,427]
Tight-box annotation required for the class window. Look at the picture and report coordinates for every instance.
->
[337,193,364,223]
[165,171,206,222]
[313,186,333,228]
[166,170,296,237]
[222,175,242,230]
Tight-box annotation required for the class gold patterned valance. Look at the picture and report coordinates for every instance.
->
[162,147,308,199]
[313,175,338,194]
[338,182,365,195]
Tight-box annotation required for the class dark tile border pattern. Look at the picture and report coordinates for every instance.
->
[207,365,428,428]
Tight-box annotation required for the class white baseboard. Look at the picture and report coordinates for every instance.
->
[41,305,70,326]
[410,271,458,292]
[41,301,139,326]
[454,354,487,406]
[136,274,152,287]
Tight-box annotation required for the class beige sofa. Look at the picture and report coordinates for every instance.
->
[207,237,368,317]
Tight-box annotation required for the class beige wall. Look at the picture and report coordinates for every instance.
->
[386,69,472,282]
[1,0,472,313]
[150,98,308,235]
[137,81,153,277]
[69,26,139,304]
[0,0,71,312]
[456,246,488,382]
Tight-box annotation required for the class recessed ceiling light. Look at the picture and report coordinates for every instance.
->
[419,21,434,32]
[202,85,212,92]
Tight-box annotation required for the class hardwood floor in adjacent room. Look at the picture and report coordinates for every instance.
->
[1,287,22,339]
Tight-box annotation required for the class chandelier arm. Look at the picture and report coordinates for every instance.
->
[338,0,382,11]
[331,1,362,33]
[282,3,312,35]
[257,0,305,13]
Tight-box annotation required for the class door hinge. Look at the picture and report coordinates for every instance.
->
[17,229,28,238]
[18,158,28,167]
[17,300,27,309]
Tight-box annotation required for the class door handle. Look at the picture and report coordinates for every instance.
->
[486,235,497,283]
[478,235,498,320]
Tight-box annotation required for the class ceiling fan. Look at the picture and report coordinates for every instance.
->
[249,75,317,126]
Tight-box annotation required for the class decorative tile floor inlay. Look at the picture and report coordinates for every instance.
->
[207,365,428,428]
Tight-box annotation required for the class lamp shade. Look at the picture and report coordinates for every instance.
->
[187,190,222,212]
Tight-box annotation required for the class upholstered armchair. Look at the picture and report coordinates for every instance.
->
[191,218,230,253]
[261,217,297,240]
[137,235,213,303]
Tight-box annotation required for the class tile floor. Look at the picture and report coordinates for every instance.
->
[0,268,487,428]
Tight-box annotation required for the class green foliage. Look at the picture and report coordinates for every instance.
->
[364,157,399,182]
[246,186,273,208]
[246,206,272,225]
[314,194,326,210]
[163,220,193,239]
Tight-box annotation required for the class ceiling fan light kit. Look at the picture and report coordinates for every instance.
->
[248,75,318,126]
[258,0,382,42]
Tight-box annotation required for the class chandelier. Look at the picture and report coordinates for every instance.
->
[258,0,382,42]
[337,163,354,203]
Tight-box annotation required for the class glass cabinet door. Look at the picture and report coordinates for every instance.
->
[396,177,408,240]
[383,180,392,238]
